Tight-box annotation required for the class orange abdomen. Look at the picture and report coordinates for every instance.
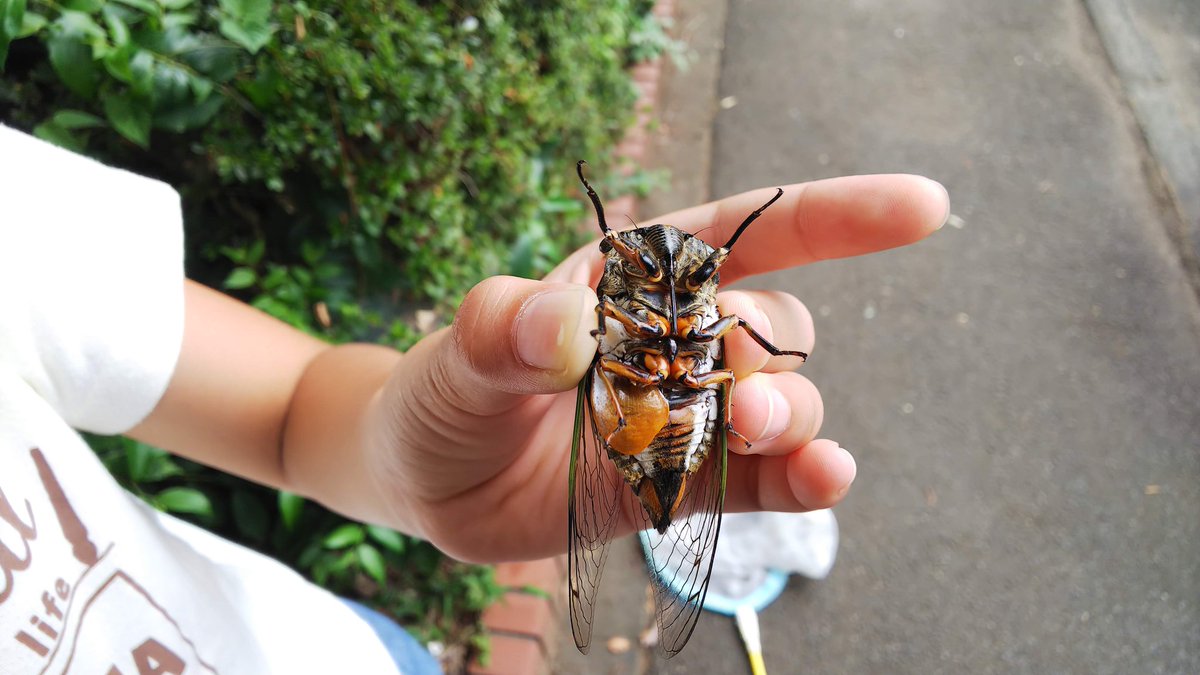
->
[589,375,669,456]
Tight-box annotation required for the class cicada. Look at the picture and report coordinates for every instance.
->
[568,161,808,657]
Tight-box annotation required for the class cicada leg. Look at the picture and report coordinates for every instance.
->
[688,314,809,361]
[680,368,752,448]
[592,298,667,339]
[595,356,664,447]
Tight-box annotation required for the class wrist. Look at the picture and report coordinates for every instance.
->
[280,342,404,526]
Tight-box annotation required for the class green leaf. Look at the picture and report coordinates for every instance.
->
[103,5,130,47]
[17,11,46,38]
[125,441,156,482]
[103,41,135,82]
[231,490,269,542]
[356,543,386,585]
[136,25,196,55]
[223,266,256,289]
[2,0,26,37]
[155,487,212,516]
[216,0,273,52]
[33,113,103,155]
[129,49,155,97]
[56,9,106,40]
[122,441,183,483]
[140,453,183,482]
[366,525,406,554]
[171,35,240,80]
[219,0,270,24]
[300,241,324,265]
[331,549,356,573]
[33,121,86,153]
[218,16,273,53]
[148,59,189,106]
[152,93,224,131]
[323,524,364,549]
[112,0,160,14]
[277,491,304,530]
[188,73,212,100]
[160,0,194,9]
[102,89,151,147]
[47,33,99,97]
[63,0,102,12]
[162,11,196,29]
[0,0,26,64]
[219,244,247,264]
[245,238,265,265]
[49,109,105,129]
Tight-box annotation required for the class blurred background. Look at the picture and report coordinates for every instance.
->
[2,0,1197,672]
[559,0,1199,673]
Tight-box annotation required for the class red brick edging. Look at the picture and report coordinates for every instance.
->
[468,557,564,674]
[468,2,673,673]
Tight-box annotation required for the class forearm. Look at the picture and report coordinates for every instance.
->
[279,342,407,529]
[130,281,404,528]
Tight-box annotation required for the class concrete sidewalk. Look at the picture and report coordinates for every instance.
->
[554,1,1199,672]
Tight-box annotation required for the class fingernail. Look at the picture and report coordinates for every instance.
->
[925,178,951,230]
[833,446,857,496]
[516,288,590,372]
[758,387,791,442]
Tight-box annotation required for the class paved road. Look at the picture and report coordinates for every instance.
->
[555,1,1200,673]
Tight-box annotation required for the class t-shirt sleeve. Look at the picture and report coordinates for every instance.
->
[0,126,184,434]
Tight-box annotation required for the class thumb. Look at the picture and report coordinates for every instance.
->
[441,275,597,414]
[372,275,596,511]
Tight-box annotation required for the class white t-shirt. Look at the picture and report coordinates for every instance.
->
[0,127,401,673]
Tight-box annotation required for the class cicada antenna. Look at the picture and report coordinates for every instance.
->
[577,160,610,235]
[579,161,660,278]
[624,214,641,231]
[684,189,784,292]
[723,188,783,251]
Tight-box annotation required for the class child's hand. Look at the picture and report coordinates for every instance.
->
[364,174,948,563]
[133,173,945,564]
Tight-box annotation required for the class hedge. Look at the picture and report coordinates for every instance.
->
[1,0,661,667]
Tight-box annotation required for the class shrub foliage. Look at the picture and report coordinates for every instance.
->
[2,0,659,662]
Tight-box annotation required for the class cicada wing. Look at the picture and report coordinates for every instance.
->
[635,381,729,658]
[567,370,624,654]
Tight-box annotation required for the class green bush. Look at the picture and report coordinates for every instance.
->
[3,0,661,665]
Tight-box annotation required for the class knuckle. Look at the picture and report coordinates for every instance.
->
[452,275,516,375]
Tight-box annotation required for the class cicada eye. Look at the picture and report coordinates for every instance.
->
[685,259,718,291]
[686,248,729,290]
[639,252,663,281]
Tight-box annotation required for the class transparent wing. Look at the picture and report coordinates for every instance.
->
[635,382,729,658]
[567,370,624,654]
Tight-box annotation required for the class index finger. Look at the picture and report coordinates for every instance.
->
[650,174,949,284]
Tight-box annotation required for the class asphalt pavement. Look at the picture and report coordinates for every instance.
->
[554,1,1199,673]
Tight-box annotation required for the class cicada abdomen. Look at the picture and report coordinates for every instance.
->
[568,161,808,657]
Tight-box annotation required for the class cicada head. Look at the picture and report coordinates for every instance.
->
[597,224,727,323]
[580,160,784,312]
[602,225,707,279]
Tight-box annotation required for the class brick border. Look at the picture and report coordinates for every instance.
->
[467,557,563,675]
[467,2,673,673]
